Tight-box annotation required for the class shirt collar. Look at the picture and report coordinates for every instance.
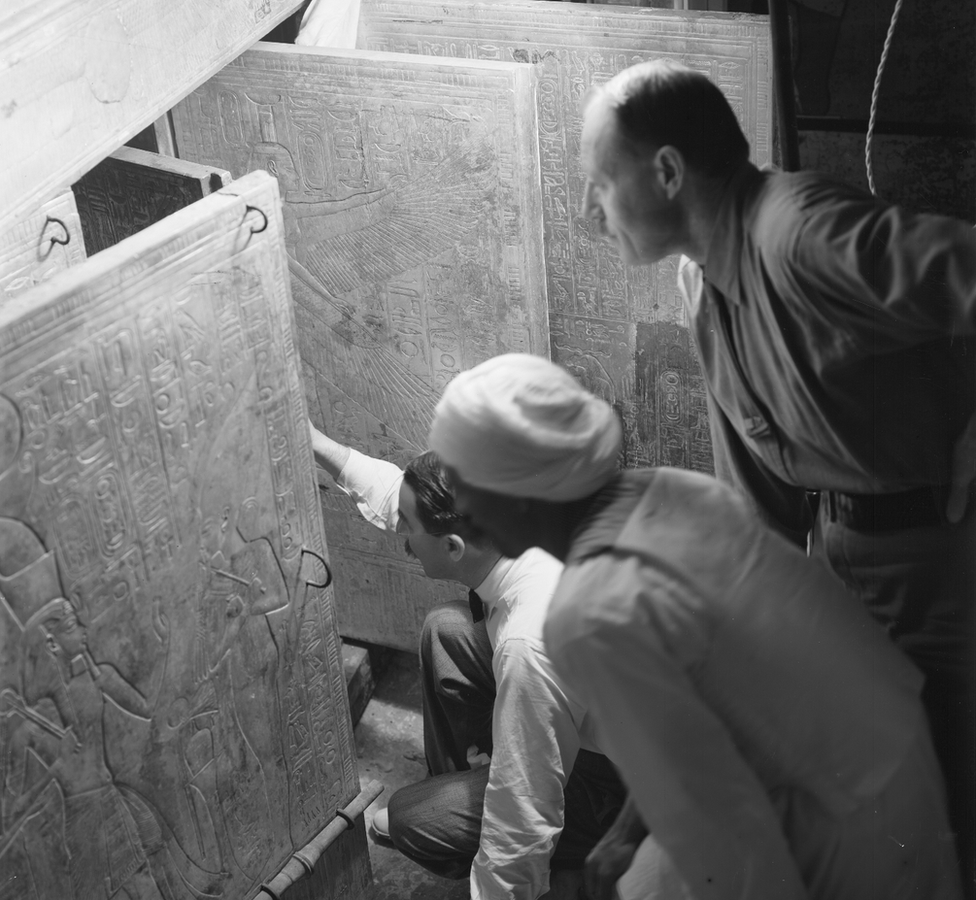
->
[473,556,518,612]
[700,164,765,304]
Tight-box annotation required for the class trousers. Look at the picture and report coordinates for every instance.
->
[387,601,626,880]
[814,502,975,896]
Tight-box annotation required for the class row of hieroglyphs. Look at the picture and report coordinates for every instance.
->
[0,176,356,900]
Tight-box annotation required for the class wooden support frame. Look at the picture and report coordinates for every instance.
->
[0,0,305,235]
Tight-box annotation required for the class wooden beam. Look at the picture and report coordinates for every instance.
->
[0,0,304,234]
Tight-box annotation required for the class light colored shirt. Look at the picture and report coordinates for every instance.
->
[336,449,597,900]
[679,165,976,534]
[544,468,928,900]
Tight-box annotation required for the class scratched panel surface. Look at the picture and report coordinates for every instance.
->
[0,171,365,900]
[0,189,86,307]
[360,0,773,473]
[169,45,547,651]
[73,147,232,256]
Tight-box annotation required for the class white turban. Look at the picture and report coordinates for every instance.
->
[428,353,622,501]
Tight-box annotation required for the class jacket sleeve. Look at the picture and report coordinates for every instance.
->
[789,194,976,343]
[544,558,808,900]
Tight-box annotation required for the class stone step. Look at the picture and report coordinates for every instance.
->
[342,640,393,726]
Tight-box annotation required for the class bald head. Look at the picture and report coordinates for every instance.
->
[591,59,750,181]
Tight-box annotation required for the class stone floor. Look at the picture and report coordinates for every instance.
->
[353,648,469,900]
[349,645,589,900]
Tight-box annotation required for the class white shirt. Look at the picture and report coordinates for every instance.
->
[337,449,600,900]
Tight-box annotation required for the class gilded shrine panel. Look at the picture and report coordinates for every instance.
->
[359,0,772,473]
[169,46,548,650]
[0,171,365,900]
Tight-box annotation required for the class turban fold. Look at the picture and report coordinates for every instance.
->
[428,354,622,501]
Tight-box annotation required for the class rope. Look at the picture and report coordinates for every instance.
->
[864,0,905,195]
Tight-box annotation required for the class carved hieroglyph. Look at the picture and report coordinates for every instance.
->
[0,189,86,307]
[72,146,232,256]
[169,46,548,650]
[359,0,773,475]
[0,171,366,900]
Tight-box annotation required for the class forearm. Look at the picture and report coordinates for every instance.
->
[309,421,351,481]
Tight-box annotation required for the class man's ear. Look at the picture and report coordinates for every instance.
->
[655,145,685,200]
[444,534,466,561]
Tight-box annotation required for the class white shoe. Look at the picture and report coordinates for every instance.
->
[371,806,391,841]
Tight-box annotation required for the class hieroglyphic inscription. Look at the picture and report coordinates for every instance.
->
[169,45,545,649]
[636,321,713,474]
[0,190,86,306]
[359,0,772,471]
[0,171,366,900]
[72,146,232,256]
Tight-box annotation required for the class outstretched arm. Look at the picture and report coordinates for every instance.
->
[309,420,351,480]
[309,420,404,531]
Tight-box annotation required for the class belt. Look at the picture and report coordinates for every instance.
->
[823,485,950,533]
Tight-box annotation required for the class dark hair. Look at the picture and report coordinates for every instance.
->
[600,60,749,179]
[403,451,493,547]
[402,451,461,535]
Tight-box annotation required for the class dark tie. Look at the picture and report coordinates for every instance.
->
[468,589,484,623]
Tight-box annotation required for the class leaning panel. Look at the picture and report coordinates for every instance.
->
[169,45,548,650]
[0,170,365,900]
[359,0,772,474]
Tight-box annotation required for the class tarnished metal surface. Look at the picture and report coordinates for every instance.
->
[72,146,232,256]
[359,0,772,473]
[0,171,365,900]
[0,189,86,307]
[169,45,548,651]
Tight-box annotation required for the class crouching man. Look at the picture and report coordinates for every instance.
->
[310,424,625,899]
[428,354,963,900]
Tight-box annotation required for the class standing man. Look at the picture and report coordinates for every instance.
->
[428,352,963,900]
[309,425,625,900]
[578,59,976,888]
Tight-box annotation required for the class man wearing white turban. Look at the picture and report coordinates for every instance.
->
[308,422,626,900]
[429,353,962,900]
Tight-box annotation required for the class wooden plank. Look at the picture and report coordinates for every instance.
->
[169,45,548,651]
[0,170,368,900]
[0,188,86,306]
[72,146,232,255]
[0,0,305,235]
[359,0,772,475]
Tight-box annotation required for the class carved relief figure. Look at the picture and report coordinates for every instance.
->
[0,517,173,900]
[166,385,296,880]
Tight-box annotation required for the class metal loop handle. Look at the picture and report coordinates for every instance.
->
[301,546,333,589]
[240,204,268,248]
[38,216,70,260]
